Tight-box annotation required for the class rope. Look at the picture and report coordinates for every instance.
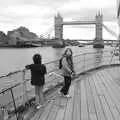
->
[109,43,119,64]
[102,24,120,63]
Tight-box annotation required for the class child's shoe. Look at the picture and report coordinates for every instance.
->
[36,104,42,109]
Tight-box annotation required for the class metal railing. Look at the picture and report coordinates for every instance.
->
[0,49,119,120]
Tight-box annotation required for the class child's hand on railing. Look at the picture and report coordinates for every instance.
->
[71,72,77,78]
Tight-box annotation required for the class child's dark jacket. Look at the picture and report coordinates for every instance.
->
[26,64,47,86]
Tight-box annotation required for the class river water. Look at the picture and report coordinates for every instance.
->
[0,46,112,76]
[0,46,113,76]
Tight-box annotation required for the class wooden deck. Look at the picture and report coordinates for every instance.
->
[25,66,120,120]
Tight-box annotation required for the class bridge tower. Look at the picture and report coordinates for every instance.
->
[54,13,63,40]
[93,12,104,48]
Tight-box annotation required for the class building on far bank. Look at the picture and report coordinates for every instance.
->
[7,26,40,45]
[0,31,8,44]
[7,31,20,45]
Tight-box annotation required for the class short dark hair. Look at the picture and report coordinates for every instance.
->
[33,53,41,64]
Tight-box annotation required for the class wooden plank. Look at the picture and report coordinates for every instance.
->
[95,71,120,120]
[72,81,81,120]
[97,71,120,117]
[63,85,75,120]
[30,100,54,120]
[93,72,104,96]
[46,99,60,120]
[55,98,68,120]
[99,95,114,120]
[104,70,120,94]
[30,88,60,120]
[107,67,120,86]
[81,79,89,120]
[100,70,120,96]
[37,89,60,120]
[100,69,120,100]
[38,100,56,120]
[94,72,116,119]
[89,75,106,120]
[24,107,42,120]
[100,70,120,112]
[106,67,120,80]
[85,76,97,120]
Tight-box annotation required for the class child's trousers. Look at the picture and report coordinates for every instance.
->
[60,76,71,95]
[35,85,44,105]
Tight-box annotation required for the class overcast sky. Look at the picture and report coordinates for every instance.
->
[0,0,118,36]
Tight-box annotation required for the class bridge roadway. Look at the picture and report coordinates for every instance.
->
[62,21,96,25]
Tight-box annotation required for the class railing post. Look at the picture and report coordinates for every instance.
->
[0,107,4,120]
[10,89,18,120]
[22,70,28,105]
[94,52,97,68]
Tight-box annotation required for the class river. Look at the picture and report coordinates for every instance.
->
[0,46,112,76]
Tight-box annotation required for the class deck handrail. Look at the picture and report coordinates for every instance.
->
[0,49,119,119]
[0,49,110,78]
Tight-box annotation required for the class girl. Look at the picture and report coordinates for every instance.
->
[60,48,75,97]
[25,54,47,109]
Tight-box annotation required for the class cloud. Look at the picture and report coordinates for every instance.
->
[0,4,55,28]
[58,0,117,21]
[60,8,117,22]
[0,0,70,9]
[22,0,69,8]
[0,0,23,6]
[0,4,55,35]
[0,5,54,18]
[59,0,116,11]
[0,0,118,36]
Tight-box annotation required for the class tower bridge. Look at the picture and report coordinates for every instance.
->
[55,12,104,48]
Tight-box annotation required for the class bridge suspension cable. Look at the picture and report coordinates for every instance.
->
[102,24,120,63]
[102,24,118,39]
[103,24,119,51]
[40,26,54,39]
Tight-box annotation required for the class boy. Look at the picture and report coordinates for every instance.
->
[25,54,47,109]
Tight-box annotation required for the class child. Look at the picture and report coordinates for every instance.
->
[60,48,75,97]
[25,53,47,109]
